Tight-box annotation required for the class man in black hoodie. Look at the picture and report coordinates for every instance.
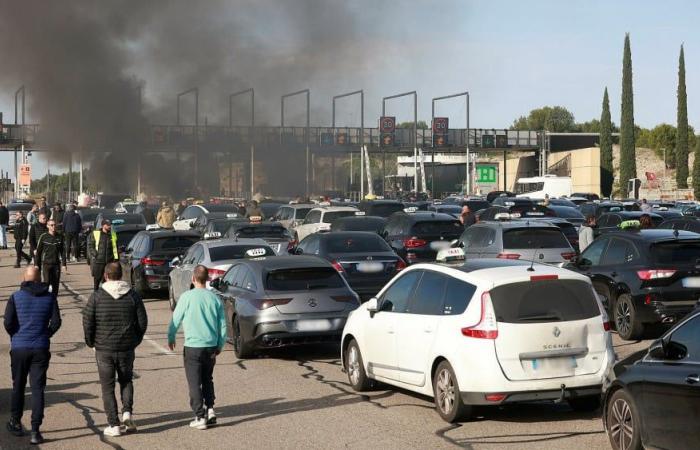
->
[35,219,66,296]
[29,213,48,265]
[83,262,147,437]
[62,204,82,262]
[13,211,32,268]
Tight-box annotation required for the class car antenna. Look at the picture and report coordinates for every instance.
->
[527,246,542,272]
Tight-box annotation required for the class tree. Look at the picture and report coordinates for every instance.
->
[677,44,689,188]
[510,106,576,132]
[694,137,700,198]
[600,88,614,197]
[619,33,637,196]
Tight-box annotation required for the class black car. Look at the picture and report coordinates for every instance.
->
[658,217,700,233]
[485,191,515,203]
[259,201,285,220]
[330,215,387,233]
[294,231,405,301]
[548,205,586,226]
[478,204,553,221]
[191,212,243,236]
[566,229,700,340]
[401,201,431,212]
[224,221,294,254]
[120,230,200,295]
[381,212,463,264]
[113,224,147,252]
[94,212,146,230]
[595,211,664,236]
[7,201,34,231]
[491,196,534,208]
[602,308,700,450]
[201,217,248,239]
[357,200,405,217]
[579,201,640,219]
[649,208,683,221]
[427,204,462,218]
[529,217,580,251]
[571,192,600,201]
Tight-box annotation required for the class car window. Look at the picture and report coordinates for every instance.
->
[294,207,312,220]
[580,237,608,266]
[276,207,291,221]
[323,211,357,224]
[304,210,321,224]
[601,238,639,265]
[135,235,150,255]
[441,277,476,315]
[597,215,610,227]
[408,271,447,315]
[502,228,569,249]
[223,265,240,286]
[460,227,483,247]
[411,220,463,236]
[298,235,319,254]
[127,235,142,252]
[265,267,345,290]
[607,214,622,226]
[651,241,700,265]
[668,315,700,362]
[153,236,199,251]
[379,270,421,313]
[186,245,203,264]
[182,206,198,220]
[209,245,275,261]
[239,268,258,292]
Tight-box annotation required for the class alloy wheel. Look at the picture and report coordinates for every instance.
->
[233,318,242,354]
[615,301,631,336]
[609,398,634,450]
[347,346,361,386]
[436,368,455,414]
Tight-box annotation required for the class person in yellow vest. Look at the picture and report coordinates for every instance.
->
[88,220,118,291]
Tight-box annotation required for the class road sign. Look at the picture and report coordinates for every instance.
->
[321,132,334,146]
[19,164,31,187]
[432,117,449,147]
[496,135,508,148]
[336,133,347,145]
[481,135,495,148]
[379,116,395,133]
[476,164,497,184]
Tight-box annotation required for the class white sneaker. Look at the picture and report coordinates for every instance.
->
[189,417,207,430]
[122,412,137,432]
[103,425,122,437]
[206,408,216,425]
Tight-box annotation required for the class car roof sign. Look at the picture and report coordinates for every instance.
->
[245,248,268,257]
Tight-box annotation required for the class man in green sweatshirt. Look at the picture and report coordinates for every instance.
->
[167,265,228,430]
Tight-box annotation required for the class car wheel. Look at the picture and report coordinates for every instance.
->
[232,315,254,359]
[433,360,471,423]
[606,389,642,450]
[614,294,644,340]
[169,284,176,311]
[345,340,372,391]
[568,395,600,412]
[132,270,148,297]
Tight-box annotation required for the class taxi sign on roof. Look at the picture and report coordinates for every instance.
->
[404,206,419,213]
[354,211,366,216]
[226,213,239,218]
[245,248,268,257]
[248,215,262,223]
[111,219,125,225]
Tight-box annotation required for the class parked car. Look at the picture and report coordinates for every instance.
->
[224,221,294,255]
[211,255,360,358]
[357,200,405,217]
[341,259,613,422]
[292,206,359,241]
[649,207,683,221]
[113,224,147,252]
[477,204,553,221]
[273,204,315,230]
[658,217,700,233]
[566,229,700,340]
[382,212,463,264]
[330,215,387,233]
[173,203,241,230]
[547,205,586,227]
[190,212,243,236]
[93,212,146,230]
[595,211,664,237]
[602,308,700,450]
[579,201,640,220]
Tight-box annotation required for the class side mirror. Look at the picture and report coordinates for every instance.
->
[210,278,220,290]
[366,297,378,313]
[648,339,666,360]
[294,247,304,255]
[170,256,180,267]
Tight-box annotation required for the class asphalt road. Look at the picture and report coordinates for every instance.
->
[0,244,650,450]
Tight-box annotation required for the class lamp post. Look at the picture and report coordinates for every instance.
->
[432,91,469,195]
[177,88,199,191]
[383,91,417,193]
[230,88,255,197]
[281,89,310,197]
[14,85,25,198]
[332,90,363,197]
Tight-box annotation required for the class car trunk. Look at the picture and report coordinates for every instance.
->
[502,228,574,263]
[646,240,700,303]
[331,252,400,287]
[408,221,462,260]
[144,250,183,275]
[490,278,606,381]
[264,267,350,314]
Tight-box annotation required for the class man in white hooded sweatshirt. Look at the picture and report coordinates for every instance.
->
[83,262,148,437]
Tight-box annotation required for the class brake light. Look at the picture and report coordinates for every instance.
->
[207,268,226,282]
[461,291,498,339]
[636,269,676,280]
[403,237,427,248]
[331,260,345,273]
[561,252,576,260]
[141,257,165,266]
[603,320,612,331]
[251,298,293,310]
[530,274,558,281]
[497,253,520,259]
[395,259,407,272]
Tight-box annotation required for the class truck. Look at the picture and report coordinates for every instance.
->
[514,175,572,198]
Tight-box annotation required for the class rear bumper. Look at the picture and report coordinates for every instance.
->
[634,293,698,325]
[461,384,602,405]
[251,317,347,348]
[143,271,170,291]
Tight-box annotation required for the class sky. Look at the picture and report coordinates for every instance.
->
[0,0,698,183]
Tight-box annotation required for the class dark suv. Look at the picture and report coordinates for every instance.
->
[357,200,405,218]
[566,229,700,340]
[579,201,640,219]
[594,211,663,236]
[381,212,463,264]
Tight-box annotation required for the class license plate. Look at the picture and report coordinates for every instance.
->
[296,319,332,332]
[357,262,384,273]
[430,241,451,251]
[682,277,700,288]
[530,356,578,371]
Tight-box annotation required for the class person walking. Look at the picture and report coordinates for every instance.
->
[579,215,596,253]
[62,204,83,262]
[51,203,65,232]
[88,220,118,291]
[157,202,176,229]
[29,213,48,265]
[0,201,9,249]
[640,198,652,213]
[459,205,476,227]
[35,219,66,296]
[4,267,61,445]
[168,265,227,430]
[27,204,38,228]
[37,197,51,220]
[83,262,148,437]
[135,201,156,224]
[13,211,32,268]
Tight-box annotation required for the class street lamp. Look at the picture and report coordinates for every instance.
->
[332,90,363,197]
[14,85,25,198]
[432,91,469,195]
[281,89,310,197]
[383,91,417,194]
[177,88,199,191]
[229,88,255,197]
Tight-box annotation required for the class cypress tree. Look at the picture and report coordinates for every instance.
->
[677,44,689,188]
[619,33,637,196]
[694,138,700,199]
[600,87,614,197]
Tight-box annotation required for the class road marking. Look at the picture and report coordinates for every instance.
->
[62,281,177,356]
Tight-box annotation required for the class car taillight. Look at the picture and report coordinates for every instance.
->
[484,393,507,402]
[461,291,498,339]
[141,257,165,266]
[603,320,612,331]
[395,259,407,272]
[331,295,358,303]
[497,253,520,259]
[530,274,558,281]
[403,237,427,248]
[331,260,345,273]
[251,298,293,310]
[207,268,226,281]
[561,252,576,260]
[636,269,676,280]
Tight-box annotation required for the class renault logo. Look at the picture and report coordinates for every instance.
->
[308,298,317,307]
[367,256,373,260]
[553,326,561,338]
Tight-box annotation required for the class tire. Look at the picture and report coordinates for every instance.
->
[606,389,642,450]
[433,360,472,423]
[132,270,148,298]
[568,395,600,412]
[232,315,254,359]
[169,284,176,311]
[345,340,372,392]
[614,294,644,340]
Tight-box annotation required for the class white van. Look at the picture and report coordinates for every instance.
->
[515,175,572,198]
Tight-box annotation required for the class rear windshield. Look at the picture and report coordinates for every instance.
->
[8,203,33,211]
[265,267,345,291]
[411,220,463,235]
[490,279,599,324]
[325,235,391,253]
[511,205,551,217]
[465,200,490,211]
[105,214,145,225]
[503,228,569,249]
[331,218,385,232]
[209,245,275,261]
[553,207,584,219]
[367,204,404,217]
[233,226,290,239]
[211,220,240,233]
[152,236,199,251]
[203,204,239,213]
[557,224,578,239]
[651,241,700,265]
[324,211,358,223]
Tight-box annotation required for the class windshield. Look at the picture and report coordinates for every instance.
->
[503,228,570,249]
[411,220,463,236]
[234,226,290,239]
[212,220,239,233]
[152,236,199,251]
[651,241,700,265]
[515,181,544,194]
[366,203,403,217]
[324,211,357,223]
[209,245,275,261]
[265,267,345,291]
[325,235,391,253]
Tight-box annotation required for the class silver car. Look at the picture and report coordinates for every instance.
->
[168,238,276,310]
[211,255,360,358]
[273,204,315,230]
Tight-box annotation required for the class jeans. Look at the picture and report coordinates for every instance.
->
[15,240,31,266]
[184,347,217,419]
[96,350,135,427]
[10,349,51,432]
[42,264,61,296]
[92,263,105,291]
[64,232,79,261]
[0,224,7,247]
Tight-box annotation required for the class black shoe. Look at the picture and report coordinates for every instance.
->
[13,264,20,268]
[30,431,43,444]
[6,418,24,436]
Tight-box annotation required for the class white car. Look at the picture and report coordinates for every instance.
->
[341,258,614,422]
[173,203,240,230]
[273,203,315,230]
[291,206,358,242]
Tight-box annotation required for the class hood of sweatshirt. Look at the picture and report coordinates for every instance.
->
[20,281,50,296]
[101,280,131,299]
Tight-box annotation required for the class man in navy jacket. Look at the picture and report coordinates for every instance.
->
[4,267,61,445]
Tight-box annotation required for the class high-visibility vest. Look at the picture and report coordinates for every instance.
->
[93,230,118,259]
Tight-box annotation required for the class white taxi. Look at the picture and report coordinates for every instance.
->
[291,205,359,242]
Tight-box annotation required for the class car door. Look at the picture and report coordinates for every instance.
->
[569,237,610,305]
[295,210,321,241]
[364,270,421,382]
[395,270,447,386]
[121,234,142,284]
[175,245,202,299]
[596,237,640,311]
[638,314,700,450]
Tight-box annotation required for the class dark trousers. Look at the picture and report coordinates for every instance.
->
[92,263,105,291]
[65,232,79,261]
[30,244,36,265]
[41,264,61,296]
[96,350,135,427]
[184,347,217,419]
[15,240,30,266]
[10,349,51,432]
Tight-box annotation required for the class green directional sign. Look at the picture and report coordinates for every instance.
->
[476,164,497,184]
